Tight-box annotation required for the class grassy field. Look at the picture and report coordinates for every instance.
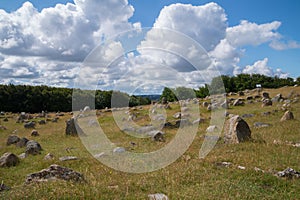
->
[1,86,300,199]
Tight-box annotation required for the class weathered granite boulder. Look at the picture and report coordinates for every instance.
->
[224,115,251,144]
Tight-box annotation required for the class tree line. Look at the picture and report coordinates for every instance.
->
[0,84,151,113]
[161,74,299,101]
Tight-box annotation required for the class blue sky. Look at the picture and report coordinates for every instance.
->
[0,0,299,91]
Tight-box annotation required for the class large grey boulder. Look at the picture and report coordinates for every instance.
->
[0,152,19,167]
[25,164,84,183]
[224,115,251,144]
[25,140,42,155]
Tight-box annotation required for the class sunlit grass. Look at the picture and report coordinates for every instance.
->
[1,86,300,199]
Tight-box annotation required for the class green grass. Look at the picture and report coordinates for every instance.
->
[1,86,300,199]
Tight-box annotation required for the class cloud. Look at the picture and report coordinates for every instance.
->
[0,1,297,92]
[226,20,281,47]
[240,58,288,78]
[270,40,300,50]
[0,0,138,87]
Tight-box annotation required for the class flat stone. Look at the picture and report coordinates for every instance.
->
[59,156,78,161]
[148,193,169,200]
[254,122,271,128]
[25,164,84,183]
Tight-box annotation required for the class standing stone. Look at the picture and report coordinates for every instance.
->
[25,140,42,155]
[65,117,82,136]
[280,111,294,122]
[6,135,20,146]
[224,115,251,144]
[0,152,19,167]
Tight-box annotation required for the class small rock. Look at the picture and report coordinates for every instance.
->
[25,164,84,183]
[280,111,294,122]
[113,147,126,153]
[262,92,270,99]
[149,131,165,142]
[0,125,7,130]
[175,119,191,127]
[206,125,218,133]
[254,122,271,128]
[173,112,181,119]
[0,182,10,192]
[18,153,27,159]
[6,135,20,146]
[233,99,245,106]
[16,137,29,148]
[3,118,8,122]
[94,152,105,158]
[148,193,169,200]
[237,166,246,170]
[192,118,205,125]
[44,153,54,160]
[31,130,39,137]
[38,120,46,125]
[24,121,35,128]
[276,168,300,179]
[254,167,265,173]
[241,113,254,118]
[216,161,232,168]
[25,140,42,155]
[0,152,19,167]
[59,156,78,162]
[262,98,272,107]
